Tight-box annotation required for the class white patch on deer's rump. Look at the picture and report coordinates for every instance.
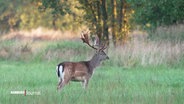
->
[56,66,59,75]
[58,65,64,82]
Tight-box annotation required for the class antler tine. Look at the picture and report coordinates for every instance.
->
[81,32,97,50]
[81,32,87,43]
[99,42,108,51]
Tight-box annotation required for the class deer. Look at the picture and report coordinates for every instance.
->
[56,31,109,91]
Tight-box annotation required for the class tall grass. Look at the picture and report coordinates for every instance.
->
[108,40,184,67]
[0,24,184,68]
[149,24,184,42]
[0,39,184,68]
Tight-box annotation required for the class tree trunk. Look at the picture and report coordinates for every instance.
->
[84,0,102,43]
[111,0,116,46]
[122,0,128,45]
[101,0,109,45]
[96,1,102,42]
[52,14,58,30]
[117,0,123,43]
[118,0,123,32]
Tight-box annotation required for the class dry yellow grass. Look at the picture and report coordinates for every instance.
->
[1,27,81,41]
[108,40,184,67]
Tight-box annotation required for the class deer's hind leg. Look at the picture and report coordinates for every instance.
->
[57,70,72,91]
[57,77,71,91]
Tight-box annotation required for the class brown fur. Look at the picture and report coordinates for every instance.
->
[57,50,109,91]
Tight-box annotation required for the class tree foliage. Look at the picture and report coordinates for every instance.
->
[0,0,83,32]
[0,0,23,32]
[130,0,184,29]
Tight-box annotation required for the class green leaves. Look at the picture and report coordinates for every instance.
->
[130,0,184,29]
[41,0,71,16]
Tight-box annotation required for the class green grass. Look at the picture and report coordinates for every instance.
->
[0,60,184,104]
[0,37,184,104]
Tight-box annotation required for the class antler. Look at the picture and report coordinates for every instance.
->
[81,31,108,51]
[99,43,107,51]
[81,31,97,50]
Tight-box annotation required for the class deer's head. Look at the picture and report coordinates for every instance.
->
[94,46,109,61]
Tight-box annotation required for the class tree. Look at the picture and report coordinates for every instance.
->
[0,0,83,32]
[0,0,23,32]
[39,0,71,30]
[110,0,117,45]
[130,0,184,29]
[78,0,131,45]
[40,0,132,46]
[101,0,109,44]
[78,0,104,43]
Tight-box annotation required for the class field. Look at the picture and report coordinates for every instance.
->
[0,61,184,104]
[0,27,184,104]
[0,60,184,104]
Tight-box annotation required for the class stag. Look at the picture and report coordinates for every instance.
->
[56,32,109,91]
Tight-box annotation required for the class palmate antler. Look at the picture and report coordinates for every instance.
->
[81,31,107,51]
[81,31,97,50]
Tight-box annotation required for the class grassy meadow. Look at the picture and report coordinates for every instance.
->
[0,26,184,104]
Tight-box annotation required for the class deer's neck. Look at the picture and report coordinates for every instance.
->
[89,54,101,70]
